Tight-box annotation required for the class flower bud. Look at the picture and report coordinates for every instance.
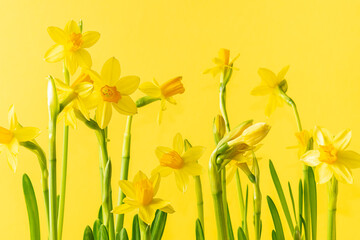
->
[228,122,270,147]
[213,115,225,144]
[47,76,59,121]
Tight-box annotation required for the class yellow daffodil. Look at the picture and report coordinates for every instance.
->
[44,20,100,75]
[251,66,289,117]
[203,48,239,77]
[0,106,40,172]
[226,149,260,183]
[292,130,312,157]
[55,70,96,129]
[152,133,205,192]
[87,57,139,129]
[139,77,185,124]
[301,126,360,184]
[112,171,174,224]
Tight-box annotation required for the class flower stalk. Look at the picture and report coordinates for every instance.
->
[253,153,261,240]
[57,64,70,240]
[327,177,338,240]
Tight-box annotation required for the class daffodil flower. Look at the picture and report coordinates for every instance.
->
[139,76,185,124]
[251,66,290,117]
[203,48,239,77]
[226,150,260,183]
[87,57,139,129]
[301,126,360,184]
[152,133,205,192]
[0,106,40,172]
[112,171,174,224]
[44,20,100,75]
[55,70,96,129]
[290,130,312,157]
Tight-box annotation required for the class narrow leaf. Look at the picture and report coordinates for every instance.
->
[288,182,297,224]
[226,204,235,240]
[267,196,285,240]
[237,227,246,240]
[269,160,295,234]
[151,210,168,240]
[83,225,94,240]
[271,230,277,240]
[119,228,129,240]
[99,225,109,240]
[195,219,205,240]
[98,206,103,223]
[22,174,41,240]
[308,167,317,240]
[93,219,101,240]
[132,214,140,240]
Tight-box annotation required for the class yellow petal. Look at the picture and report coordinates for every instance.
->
[123,198,140,206]
[74,82,93,97]
[112,203,136,214]
[139,206,156,225]
[4,147,18,172]
[65,20,80,34]
[251,85,273,96]
[76,99,90,120]
[173,133,183,155]
[96,101,112,129]
[134,171,148,183]
[81,31,100,48]
[75,49,92,68]
[265,93,277,117]
[150,173,160,196]
[55,78,72,92]
[64,106,77,129]
[182,162,203,176]
[155,146,173,160]
[118,180,136,199]
[101,57,121,85]
[331,162,353,184]
[139,82,161,98]
[159,204,175,214]
[149,198,171,210]
[65,54,78,75]
[13,127,40,142]
[151,165,173,177]
[314,126,333,146]
[44,44,64,63]
[300,150,321,166]
[116,76,140,95]
[277,65,290,82]
[315,163,333,184]
[258,68,277,87]
[112,96,137,115]
[8,105,17,131]
[226,165,237,183]
[166,97,176,105]
[333,129,351,151]
[182,146,206,163]
[47,27,67,44]
[174,170,189,192]
[337,150,360,169]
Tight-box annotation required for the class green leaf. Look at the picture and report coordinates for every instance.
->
[195,219,205,240]
[237,227,246,240]
[226,204,235,240]
[98,206,103,223]
[119,228,129,240]
[288,182,297,224]
[151,210,168,240]
[132,214,140,240]
[308,167,317,240]
[22,174,40,240]
[267,196,285,240]
[83,225,94,240]
[271,230,277,240]
[99,225,109,240]
[93,219,101,240]
[269,160,295,234]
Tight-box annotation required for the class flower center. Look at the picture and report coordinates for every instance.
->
[0,127,13,144]
[319,144,338,164]
[69,33,83,51]
[160,150,184,169]
[101,85,121,103]
[160,77,185,99]
[134,179,154,205]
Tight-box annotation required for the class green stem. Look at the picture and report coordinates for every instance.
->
[49,115,58,240]
[219,82,230,132]
[253,156,261,240]
[138,218,151,240]
[115,115,133,233]
[209,153,228,240]
[194,175,204,230]
[327,177,338,240]
[235,170,248,238]
[96,129,115,240]
[57,64,70,240]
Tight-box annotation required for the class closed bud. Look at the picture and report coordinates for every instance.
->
[47,76,59,121]
[228,122,270,147]
[213,115,226,144]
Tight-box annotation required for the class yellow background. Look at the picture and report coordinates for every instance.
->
[1,0,360,239]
